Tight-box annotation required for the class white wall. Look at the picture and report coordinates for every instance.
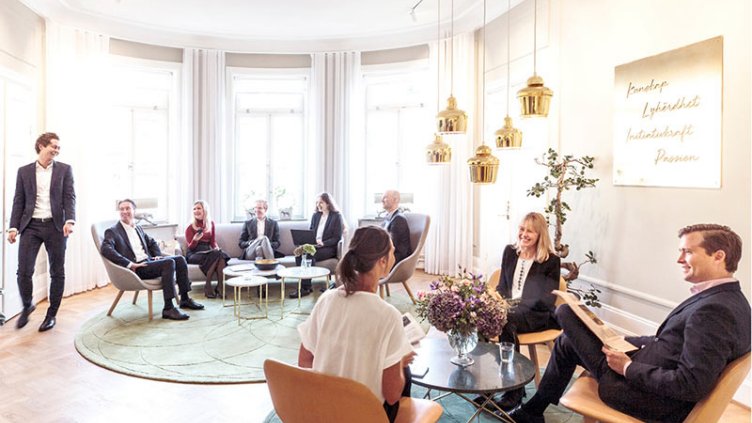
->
[481,0,751,405]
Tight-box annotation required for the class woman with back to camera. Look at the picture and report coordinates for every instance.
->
[297,226,415,422]
[482,212,561,411]
[185,200,230,298]
[290,192,344,298]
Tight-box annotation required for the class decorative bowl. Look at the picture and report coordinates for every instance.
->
[254,259,279,271]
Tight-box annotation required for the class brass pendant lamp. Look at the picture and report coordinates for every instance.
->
[517,0,553,117]
[426,0,451,164]
[436,0,467,134]
[495,0,523,149]
[468,0,499,184]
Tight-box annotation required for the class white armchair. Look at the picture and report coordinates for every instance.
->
[91,221,164,320]
[378,213,430,304]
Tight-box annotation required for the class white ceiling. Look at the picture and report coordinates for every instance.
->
[19,0,513,53]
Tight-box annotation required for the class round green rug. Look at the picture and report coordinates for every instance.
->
[74,285,418,384]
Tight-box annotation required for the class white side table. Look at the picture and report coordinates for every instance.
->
[225,275,269,323]
[277,266,331,309]
[222,264,284,307]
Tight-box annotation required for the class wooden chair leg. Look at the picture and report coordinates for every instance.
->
[379,285,385,299]
[402,281,416,304]
[132,291,139,305]
[527,344,542,387]
[385,283,391,297]
[108,290,125,316]
[147,290,153,321]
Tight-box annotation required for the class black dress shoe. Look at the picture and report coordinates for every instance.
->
[179,298,205,310]
[162,308,190,320]
[16,305,36,329]
[39,316,56,332]
[289,288,312,299]
[495,387,525,411]
[506,407,545,423]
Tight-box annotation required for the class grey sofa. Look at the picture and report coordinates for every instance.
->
[176,220,341,283]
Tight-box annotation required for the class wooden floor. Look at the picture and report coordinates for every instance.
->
[0,271,749,423]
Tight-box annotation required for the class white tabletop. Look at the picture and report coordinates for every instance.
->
[223,263,284,278]
[276,266,330,279]
[225,275,269,288]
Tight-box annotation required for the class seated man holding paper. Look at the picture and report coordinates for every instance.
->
[510,224,751,423]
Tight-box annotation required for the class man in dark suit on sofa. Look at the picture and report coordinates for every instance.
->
[381,190,412,266]
[239,199,281,260]
[100,199,204,321]
[511,223,751,423]
[8,132,75,332]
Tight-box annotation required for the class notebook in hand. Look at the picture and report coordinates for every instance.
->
[291,229,317,246]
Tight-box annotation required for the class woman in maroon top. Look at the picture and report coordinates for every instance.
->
[186,200,230,298]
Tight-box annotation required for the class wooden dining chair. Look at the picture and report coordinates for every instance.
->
[559,352,751,423]
[263,359,443,423]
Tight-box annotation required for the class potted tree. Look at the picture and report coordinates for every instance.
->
[527,148,601,307]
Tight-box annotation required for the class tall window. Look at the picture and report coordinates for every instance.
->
[362,64,431,216]
[107,60,180,222]
[229,70,308,221]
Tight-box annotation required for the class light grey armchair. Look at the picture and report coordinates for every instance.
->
[91,221,164,320]
[378,213,430,304]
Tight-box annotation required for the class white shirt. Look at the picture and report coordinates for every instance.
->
[121,221,149,264]
[32,161,54,219]
[511,257,532,299]
[315,212,329,244]
[256,218,266,239]
[298,289,413,403]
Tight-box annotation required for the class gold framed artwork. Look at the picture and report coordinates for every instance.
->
[613,36,722,188]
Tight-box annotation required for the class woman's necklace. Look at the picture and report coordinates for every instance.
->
[517,259,527,291]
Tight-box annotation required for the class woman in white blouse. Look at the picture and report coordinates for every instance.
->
[297,226,415,422]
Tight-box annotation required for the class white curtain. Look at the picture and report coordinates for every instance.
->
[45,21,111,295]
[183,49,226,222]
[423,32,476,276]
[310,52,362,236]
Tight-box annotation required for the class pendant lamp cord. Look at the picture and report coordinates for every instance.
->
[437,0,441,114]
[481,0,486,144]
[506,0,511,115]
[450,0,454,96]
[533,0,538,76]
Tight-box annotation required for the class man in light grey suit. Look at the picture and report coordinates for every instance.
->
[7,132,76,332]
[239,199,281,260]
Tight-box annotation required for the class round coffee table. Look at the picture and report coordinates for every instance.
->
[411,338,536,422]
[276,266,331,309]
[224,274,269,322]
[222,263,284,307]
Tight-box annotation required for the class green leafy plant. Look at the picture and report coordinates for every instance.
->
[527,148,602,307]
[293,244,317,257]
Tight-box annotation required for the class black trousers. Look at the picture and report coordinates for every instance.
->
[134,255,191,307]
[17,220,67,317]
[383,366,412,423]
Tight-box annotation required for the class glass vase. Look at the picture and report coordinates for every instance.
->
[447,328,478,367]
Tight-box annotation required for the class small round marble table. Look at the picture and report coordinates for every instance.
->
[410,338,536,423]
[222,263,284,307]
[223,274,269,323]
[276,266,331,309]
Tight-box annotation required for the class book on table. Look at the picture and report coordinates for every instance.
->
[552,290,637,353]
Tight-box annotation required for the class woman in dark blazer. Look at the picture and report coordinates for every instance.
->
[492,212,561,410]
[289,192,344,299]
[309,192,343,262]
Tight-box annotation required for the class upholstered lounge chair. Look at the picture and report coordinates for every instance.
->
[378,213,430,304]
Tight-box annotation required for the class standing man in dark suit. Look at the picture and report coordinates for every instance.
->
[239,199,281,260]
[7,132,75,332]
[100,199,204,321]
[381,190,412,266]
[510,224,751,423]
